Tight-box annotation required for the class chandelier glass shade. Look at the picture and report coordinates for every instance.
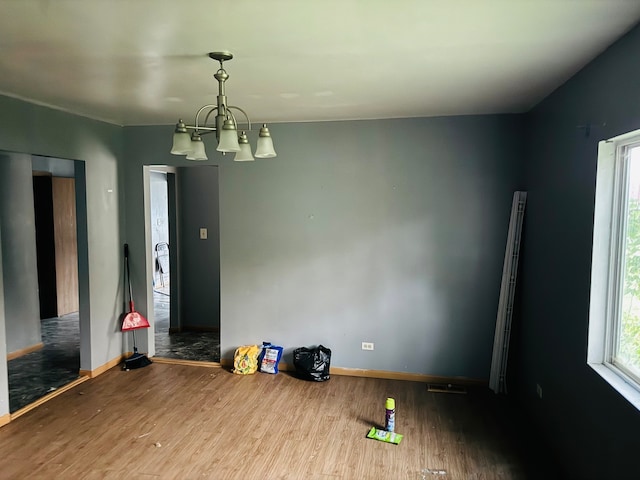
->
[170,51,276,161]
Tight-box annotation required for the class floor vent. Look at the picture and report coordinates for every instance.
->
[427,383,467,394]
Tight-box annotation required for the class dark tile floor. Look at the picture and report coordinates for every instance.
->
[152,289,220,362]
[7,312,81,413]
[7,290,220,413]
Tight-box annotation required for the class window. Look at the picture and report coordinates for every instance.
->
[589,129,640,409]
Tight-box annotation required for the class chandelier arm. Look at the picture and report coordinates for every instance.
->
[182,125,217,133]
[227,108,238,126]
[202,107,221,130]
[193,104,218,131]
[227,106,252,132]
[194,128,217,137]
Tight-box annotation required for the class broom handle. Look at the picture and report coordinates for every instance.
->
[125,244,134,309]
[124,244,139,354]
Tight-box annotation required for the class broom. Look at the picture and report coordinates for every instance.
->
[121,243,152,370]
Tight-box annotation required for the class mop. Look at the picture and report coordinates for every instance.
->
[121,243,152,370]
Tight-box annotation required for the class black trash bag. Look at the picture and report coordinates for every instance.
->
[293,345,331,382]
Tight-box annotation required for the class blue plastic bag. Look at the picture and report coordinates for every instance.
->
[258,342,283,374]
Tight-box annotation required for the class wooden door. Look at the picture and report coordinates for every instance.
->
[52,177,78,315]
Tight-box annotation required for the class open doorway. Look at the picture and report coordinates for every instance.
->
[149,169,171,357]
[146,165,220,363]
[1,153,84,414]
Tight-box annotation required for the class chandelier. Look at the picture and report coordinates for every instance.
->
[170,51,276,162]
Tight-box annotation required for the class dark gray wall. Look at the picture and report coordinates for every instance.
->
[124,116,524,378]
[0,152,41,353]
[178,166,220,330]
[515,24,640,479]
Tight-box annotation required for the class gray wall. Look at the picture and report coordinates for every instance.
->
[0,152,41,353]
[515,24,640,479]
[220,117,523,376]
[0,226,7,416]
[0,95,124,391]
[32,155,75,177]
[124,115,523,378]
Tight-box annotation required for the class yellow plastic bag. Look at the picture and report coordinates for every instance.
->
[232,345,260,375]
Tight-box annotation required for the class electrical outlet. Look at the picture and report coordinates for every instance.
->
[536,384,543,399]
[199,228,208,240]
[361,342,374,351]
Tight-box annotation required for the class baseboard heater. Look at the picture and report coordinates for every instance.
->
[489,191,527,394]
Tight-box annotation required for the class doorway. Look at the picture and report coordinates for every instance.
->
[149,169,172,358]
[145,165,221,362]
[1,153,84,414]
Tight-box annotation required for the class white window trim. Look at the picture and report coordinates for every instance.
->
[588,129,640,410]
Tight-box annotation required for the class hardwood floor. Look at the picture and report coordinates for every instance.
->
[0,363,560,479]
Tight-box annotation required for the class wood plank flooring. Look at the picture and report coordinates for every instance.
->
[0,362,561,479]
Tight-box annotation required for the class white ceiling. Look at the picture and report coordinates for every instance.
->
[1,0,639,127]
